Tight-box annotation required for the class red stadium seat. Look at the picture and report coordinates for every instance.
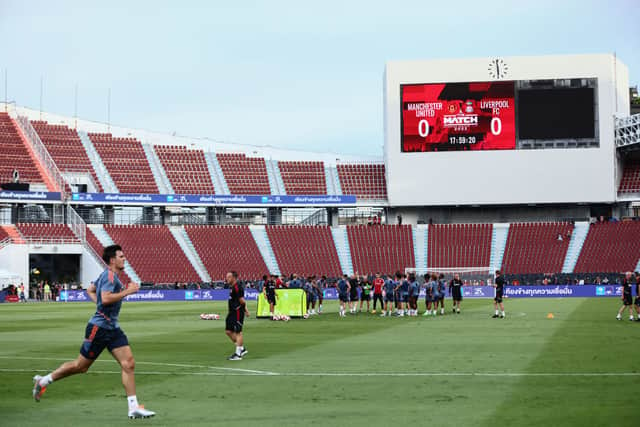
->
[267,225,341,276]
[501,222,573,274]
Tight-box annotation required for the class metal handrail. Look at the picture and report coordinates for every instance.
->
[15,116,67,198]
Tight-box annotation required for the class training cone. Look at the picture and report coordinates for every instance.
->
[546,313,554,319]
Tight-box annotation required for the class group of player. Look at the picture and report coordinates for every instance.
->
[617,271,640,321]
[335,271,469,317]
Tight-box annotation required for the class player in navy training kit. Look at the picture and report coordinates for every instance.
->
[31,245,155,419]
[226,271,249,360]
[492,270,506,318]
[337,275,350,317]
[616,272,635,321]
[450,274,463,314]
[437,273,446,315]
[382,275,396,316]
[634,272,640,321]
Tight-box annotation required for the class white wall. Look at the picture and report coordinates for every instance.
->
[0,245,29,290]
[384,53,630,206]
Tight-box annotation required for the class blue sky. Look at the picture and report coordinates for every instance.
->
[1,0,638,156]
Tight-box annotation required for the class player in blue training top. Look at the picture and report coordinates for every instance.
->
[408,273,420,316]
[32,244,155,419]
[396,273,410,316]
[337,274,350,317]
[382,274,396,317]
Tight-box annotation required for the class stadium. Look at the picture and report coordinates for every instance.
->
[1,7,640,427]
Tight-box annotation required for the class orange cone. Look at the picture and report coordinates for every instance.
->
[546,313,554,319]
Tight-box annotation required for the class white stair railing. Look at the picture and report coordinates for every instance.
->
[15,116,67,196]
[249,225,280,275]
[169,226,211,282]
[89,225,141,283]
[331,226,353,275]
[77,131,118,193]
[489,223,510,273]
[142,143,173,194]
[562,222,590,273]
[205,152,230,195]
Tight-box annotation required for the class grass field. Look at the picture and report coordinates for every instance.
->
[0,298,637,427]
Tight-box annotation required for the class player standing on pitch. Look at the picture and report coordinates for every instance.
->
[437,273,446,315]
[337,274,350,317]
[492,270,506,318]
[382,274,396,317]
[31,245,155,419]
[616,272,635,321]
[225,271,249,360]
[372,273,384,314]
[634,272,640,321]
[450,273,463,314]
[263,274,277,320]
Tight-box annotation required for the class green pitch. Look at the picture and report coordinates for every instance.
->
[0,298,636,427]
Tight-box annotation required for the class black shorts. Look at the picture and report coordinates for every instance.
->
[80,323,129,360]
[622,294,632,306]
[350,291,358,302]
[409,296,418,306]
[384,293,394,303]
[494,291,504,304]
[226,310,245,333]
[635,297,640,307]
[452,290,462,302]
[339,293,349,302]
[267,296,276,306]
[361,294,370,301]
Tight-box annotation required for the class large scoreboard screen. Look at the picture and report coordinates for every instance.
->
[401,81,516,152]
[400,79,597,152]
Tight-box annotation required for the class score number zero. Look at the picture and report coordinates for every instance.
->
[417,118,503,137]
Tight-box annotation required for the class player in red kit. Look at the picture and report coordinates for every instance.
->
[372,273,384,314]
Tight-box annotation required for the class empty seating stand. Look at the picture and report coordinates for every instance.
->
[501,222,574,274]
[185,225,268,280]
[216,153,270,194]
[428,224,492,268]
[31,121,103,192]
[154,145,215,194]
[16,223,79,243]
[618,159,640,194]
[574,221,640,273]
[0,113,47,186]
[88,133,158,194]
[277,161,327,195]
[337,163,387,200]
[266,225,341,277]
[347,225,415,275]
[104,225,199,283]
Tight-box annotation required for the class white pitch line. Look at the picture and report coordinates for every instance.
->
[1,368,638,377]
[1,355,637,378]
[0,355,276,375]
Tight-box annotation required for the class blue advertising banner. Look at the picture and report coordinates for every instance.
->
[0,190,62,201]
[504,285,631,298]
[70,192,357,206]
[59,288,262,302]
[58,285,633,303]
